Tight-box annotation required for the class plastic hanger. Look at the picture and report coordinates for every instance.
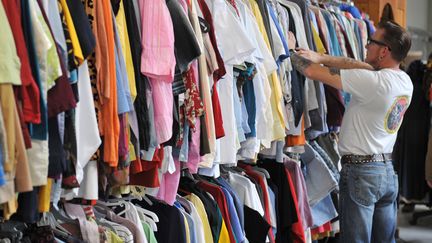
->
[116,201,135,217]
[135,207,158,232]
[134,204,159,223]
[97,200,127,209]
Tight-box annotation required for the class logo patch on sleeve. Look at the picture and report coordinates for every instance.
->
[384,96,409,134]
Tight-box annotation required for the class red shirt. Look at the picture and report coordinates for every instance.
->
[2,0,41,124]
[129,147,164,188]
[285,167,306,243]
[197,0,226,138]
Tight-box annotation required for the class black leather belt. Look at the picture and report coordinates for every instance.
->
[341,153,392,164]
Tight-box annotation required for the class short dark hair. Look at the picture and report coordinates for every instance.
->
[378,21,411,62]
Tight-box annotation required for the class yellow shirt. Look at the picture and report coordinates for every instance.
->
[182,212,191,243]
[38,178,53,213]
[311,24,326,54]
[248,0,285,140]
[218,219,230,243]
[186,193,214,243]
[115,0,137,101]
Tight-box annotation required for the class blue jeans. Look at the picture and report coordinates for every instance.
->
[339,161,398,243]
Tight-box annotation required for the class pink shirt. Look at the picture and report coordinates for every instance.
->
[139,0,176,81]
[156,159,181,205]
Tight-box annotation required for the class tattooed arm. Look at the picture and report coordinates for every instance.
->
[291,52,343,90]
[286,31,372,70]
[296,49,374,70]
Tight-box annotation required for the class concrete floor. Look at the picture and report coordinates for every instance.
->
[397,205,432,243]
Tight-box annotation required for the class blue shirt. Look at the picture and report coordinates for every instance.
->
[217,177,245,231]
[321,10,342,56]
[113,14,133,115]
[267,3,289,66]
[221,187,244,243]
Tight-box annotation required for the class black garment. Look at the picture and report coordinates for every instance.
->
[62,109,78,188]
[258,159,297,243]
[11,188,40,223]
[48,116,66,177]
[111,0,121,15]
[66,0,96,60]
[199,115,211,155]
[393,60,431,200]
[244,205,270,243]
[123,0,151,150]
[324,84,345,127]
[179,177,222,243]
[166,0,201,74]
[132,197,187,243]
[285,6,304,127]
[167,0,201,96]
[162,95,180,147]
[172,66,186,96]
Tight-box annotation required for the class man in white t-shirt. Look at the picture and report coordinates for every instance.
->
[288,21,412,243]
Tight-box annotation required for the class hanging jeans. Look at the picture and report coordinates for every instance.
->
[339,161,398,243]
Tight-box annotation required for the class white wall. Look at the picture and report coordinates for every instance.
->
[406,0,430,30]
[406,0,432,59]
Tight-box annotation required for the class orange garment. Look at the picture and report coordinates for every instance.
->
[95,0,119,166]
[285,117,306,147]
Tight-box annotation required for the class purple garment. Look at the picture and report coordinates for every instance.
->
[284,159,314,230]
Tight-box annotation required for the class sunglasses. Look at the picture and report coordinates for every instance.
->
[367,38,392,51]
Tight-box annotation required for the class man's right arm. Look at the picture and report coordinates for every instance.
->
[296,50,374,70]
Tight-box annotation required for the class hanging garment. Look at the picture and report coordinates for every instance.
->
[393,60,431,200]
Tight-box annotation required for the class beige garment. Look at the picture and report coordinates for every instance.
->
[189,0,216,168]
[0,84,32,219]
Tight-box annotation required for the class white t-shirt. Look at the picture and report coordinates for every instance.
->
[339,68,413,155]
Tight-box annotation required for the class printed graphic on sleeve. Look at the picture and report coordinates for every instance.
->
[384,96,409,134]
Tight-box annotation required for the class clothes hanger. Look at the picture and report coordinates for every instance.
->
[115,201,131,217]
[134,206,158,232]
[96,199,127,209]
[130,197,159,223]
